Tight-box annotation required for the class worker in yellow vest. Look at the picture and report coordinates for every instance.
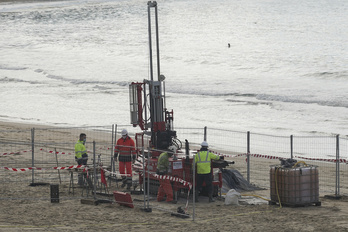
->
[194,141,220,202]
[75,133,88,186]
[75,133,88,165]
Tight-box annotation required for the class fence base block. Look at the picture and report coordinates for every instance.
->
[324,195,342,200]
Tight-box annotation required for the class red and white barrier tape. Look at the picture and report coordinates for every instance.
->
[155,173,192,189]
[210,150,286,161]
[0,164,86,172]
[1,162,141,174]
[40,148,73,155]
[295,156,348,164]
[103,169,138,177]
[248,153,284,160]
[1,149,72,156]
[1,145,115,156]
[138,170,192,212]
[134,170,192,190]
[1,150,31,156]
[212,151,347,164]
[210,150,241,158]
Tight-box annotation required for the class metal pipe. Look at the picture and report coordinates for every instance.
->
[148,1,159,146]
[163,81,166,111]
[154,2,161,80]
[204,126,207,142]
[143,82,148,129]
[147,2,154,82]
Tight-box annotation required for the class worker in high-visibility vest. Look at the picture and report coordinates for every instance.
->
[75,133,88,186]
[114,129,137,190]
[156,146,177,204]
[194,141,220,202]
[75,133,88,165]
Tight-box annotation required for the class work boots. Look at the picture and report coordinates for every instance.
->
[195,192,199,202]
[209,194,216,202]
[126,178,132,190]
[77,174,84,186]
[121,177,126,188]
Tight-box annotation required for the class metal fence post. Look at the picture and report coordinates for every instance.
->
[290,135,293,159]
[31,128,35,184]
[93,141,97,200]
[144,148,152,212]
[142,147,146,210]
[247,131,250,183]
[193,154,196,221]
[336,134,340,196]
[111,124,115,175]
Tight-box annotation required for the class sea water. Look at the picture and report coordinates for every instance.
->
[0,0,347,137]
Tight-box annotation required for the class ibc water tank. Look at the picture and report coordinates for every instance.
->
[270,165,320,206]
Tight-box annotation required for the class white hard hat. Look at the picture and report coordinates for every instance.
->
[168,145,177,153]
[201,141,209,147]
[121,129,128,136]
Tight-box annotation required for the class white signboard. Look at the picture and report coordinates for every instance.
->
[172,161,183,170]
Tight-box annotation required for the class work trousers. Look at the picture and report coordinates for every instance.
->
[157,177,173,202]
[196,173,213,197]
[119,161,132,185]
[76,154,88,165]
[119,161,132,177]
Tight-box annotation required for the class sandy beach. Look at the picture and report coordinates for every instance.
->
[1,0,348,229]
[0,121,348,232]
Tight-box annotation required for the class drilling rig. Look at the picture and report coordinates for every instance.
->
[129,1,181,155]
[129,1,232,198]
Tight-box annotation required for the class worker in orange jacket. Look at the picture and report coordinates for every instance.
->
[114,129,137,190]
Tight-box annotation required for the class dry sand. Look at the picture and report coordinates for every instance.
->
[1,121,348,232]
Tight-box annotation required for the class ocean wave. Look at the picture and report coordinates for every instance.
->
[167,86,258,98]
[256,94,348,108]
[0,65,27,71]
[308,71,348,79]
[0,0,135,23]
[0,77,40,84]
[45,74,130,87]
[225,99,273,106]
[0,0,98,13]
[168,86,348,109]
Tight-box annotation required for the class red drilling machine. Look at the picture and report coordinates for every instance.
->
[130,1,232,199]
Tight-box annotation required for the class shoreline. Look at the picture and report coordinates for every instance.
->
[0,120,49,129]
